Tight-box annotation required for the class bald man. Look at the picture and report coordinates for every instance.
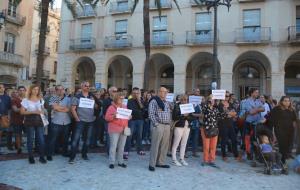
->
[148,87,171,171]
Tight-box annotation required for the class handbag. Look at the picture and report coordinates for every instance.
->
[40,114,49,127]
[23,114,43,127]
[123,127,131,136]
[204,127,219,138]
[0,115,10,128]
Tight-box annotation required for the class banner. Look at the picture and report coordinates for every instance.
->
[212,90,226,100]
[179,103,195,114]
[116,108,132,120]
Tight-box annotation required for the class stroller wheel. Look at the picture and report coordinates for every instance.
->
[264,167,271,175]
[282,168,289,175]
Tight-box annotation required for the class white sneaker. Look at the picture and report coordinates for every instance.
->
[180,159,188,166]
[172,160,182,167]
[142,140,146,145]
[147,140,151,145]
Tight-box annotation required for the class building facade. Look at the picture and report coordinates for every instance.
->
[0,0,60,89]
[57,0,300,100]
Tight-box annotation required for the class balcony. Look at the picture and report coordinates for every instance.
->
[35,46,50,56]
[0,51,23,67]
[288,26,300,44]
[69,38,96,51]
[104,34,133,49]
[238,0,265,2]
[151,31,174,47]
[109,1,132,15]
[3,9,26,26]
[186,30,216,46]
[150,0,172,10]
[76,6,97,18]
[235,27,271,45]
[31,69,50,79]
[190,0,206,7]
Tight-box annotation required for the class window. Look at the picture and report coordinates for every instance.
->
[83,4,94,16]
[243,9,261,41]
[81,23,92,43]
[115,20,128,35]
[117,1,129,12]
[54,61,57,74]
[55,41,59,52]
[153,16,167,32]
[4,33,16,54]
[196,12,211,31]
[8,0,17,17]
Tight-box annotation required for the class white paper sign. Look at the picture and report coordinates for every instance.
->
[166,93,174,102]
[78,98,95,109]
[189,96,202,105]
[116,108,132,120]
[179,103,195,114]
[122,99,128,106]
[212,90,226,100]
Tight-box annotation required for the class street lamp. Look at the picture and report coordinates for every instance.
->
[196,0,232,90]
[0,11,5,30]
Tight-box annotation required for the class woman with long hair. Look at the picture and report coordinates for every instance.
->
[269,96,297,165]
[20,84,47,164]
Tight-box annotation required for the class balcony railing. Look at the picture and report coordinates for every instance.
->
[35,46,50,56]
[190,0,206,7]
[3,9,26,26]
[186,30,216,45]
[0,51,23,66]
[288,26,300,43]
[238,0,265,3]
[104,34,133,49]
[69,38,96,51]
[76,7,97,18]
[235,27,271,44]
[150,0,172,10]
[31,69,50,79]
[109,1,132,14]
[151,31,174,47]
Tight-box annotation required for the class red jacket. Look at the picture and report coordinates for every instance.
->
[105,103,129,133]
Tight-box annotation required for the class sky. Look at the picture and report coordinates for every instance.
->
[53,0,62,9]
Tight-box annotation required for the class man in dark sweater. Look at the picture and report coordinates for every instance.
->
[124,87,145,158]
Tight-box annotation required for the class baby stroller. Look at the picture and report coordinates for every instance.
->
[253,124,288,175]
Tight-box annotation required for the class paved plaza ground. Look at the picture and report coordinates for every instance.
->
[0,151,299,190]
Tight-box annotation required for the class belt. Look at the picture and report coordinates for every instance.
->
[159,123,170,125]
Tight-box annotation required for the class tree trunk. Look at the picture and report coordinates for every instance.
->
[36,0,50,88]
[143,0,150,90]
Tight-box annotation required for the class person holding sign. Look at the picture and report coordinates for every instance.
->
[69,81,96,164]
[201,95,227,168]
[171,95,194,166]
[105,92,131,169]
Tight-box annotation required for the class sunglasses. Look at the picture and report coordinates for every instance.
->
[84,85,90,88]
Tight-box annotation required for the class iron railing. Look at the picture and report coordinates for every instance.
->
[0,51,23,66]
[151,31,174,46]
[69,37,96,50]
[3,9,26,26]
[109,1,132,14]
[186,30,216,45]
[235,27,271,43]
[288,26,300,42]
[104,34,133,49]
[150,0,172,9]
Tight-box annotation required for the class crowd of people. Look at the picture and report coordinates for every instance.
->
[0,82,300,174]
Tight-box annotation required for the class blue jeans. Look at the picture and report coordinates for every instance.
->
[142,119,151,141]
[26,126,45,157]
[125,120,144,152]
[90,117,101,147]
[47,123,70,156]
[70,121,93,159]
[189,120,200,152]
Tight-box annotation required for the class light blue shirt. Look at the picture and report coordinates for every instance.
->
[244,97,264,123]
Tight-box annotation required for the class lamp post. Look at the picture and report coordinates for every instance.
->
[197,0,232,90]
[0,11,5,30]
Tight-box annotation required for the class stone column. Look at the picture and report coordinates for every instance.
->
[220,72,233,92]
[271,72,285,100]
[174,72,186,94]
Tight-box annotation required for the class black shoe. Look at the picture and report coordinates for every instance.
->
[17,149,22,154]
[149,166,155,171]
[39,157,47,164]
[7,145,14,151]
[28,157,35,164]
[62,153,70,157]
[155,164,170,168]
[69,158,75,164]
[82,155,89,160]
[109,164,114,169]
[118,163,127,168]
[47,156,53,161]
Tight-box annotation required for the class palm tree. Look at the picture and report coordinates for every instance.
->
[100,0,181,89]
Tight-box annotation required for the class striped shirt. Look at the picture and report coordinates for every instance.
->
[148,98,171,126]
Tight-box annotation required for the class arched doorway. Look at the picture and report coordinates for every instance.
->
[148,53,174,92]
[285,52,300,98]
[186,52,220,96]
[233,51,271,99]
[74,57,96,89]
[107,55,133,90]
